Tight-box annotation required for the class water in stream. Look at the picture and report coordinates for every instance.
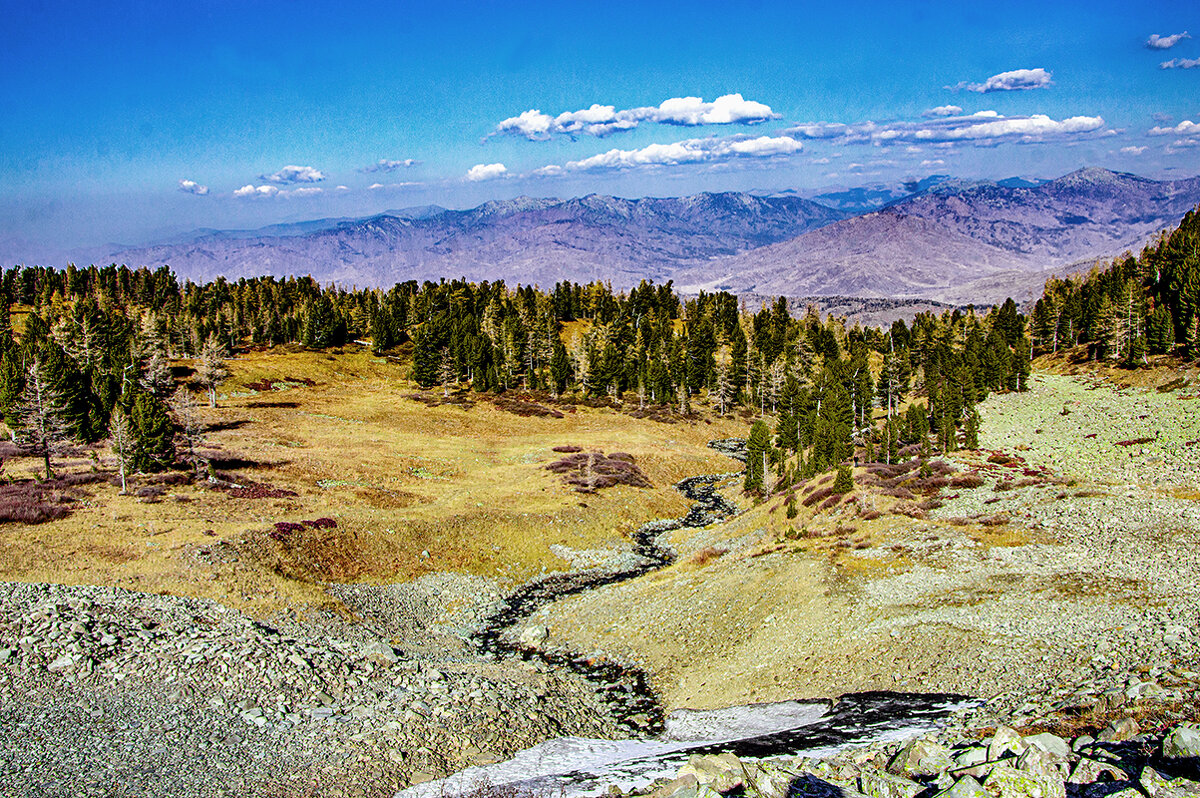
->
[400,440,971,797]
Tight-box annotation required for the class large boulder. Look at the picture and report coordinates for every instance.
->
[678,753,746,794]
[933,775,988,798]
[888,738,955,779]
[983,764,1066,798]
[1164,725,1200,759]
[988,727,1028,761]
[1140,767,1200,798]
[858,769,925,798]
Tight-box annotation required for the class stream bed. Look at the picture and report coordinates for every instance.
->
[401,440,970,797]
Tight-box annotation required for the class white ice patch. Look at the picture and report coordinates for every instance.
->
[396,700,829,798]
[664,700,829,741]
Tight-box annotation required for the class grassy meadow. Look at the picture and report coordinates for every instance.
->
[0,346,746,616]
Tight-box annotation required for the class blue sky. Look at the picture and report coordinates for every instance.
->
[1,0,1197,255]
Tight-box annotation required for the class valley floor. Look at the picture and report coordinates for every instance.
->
[4,367,1200,796]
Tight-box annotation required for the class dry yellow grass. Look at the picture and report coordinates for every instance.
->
[0,347,745,616]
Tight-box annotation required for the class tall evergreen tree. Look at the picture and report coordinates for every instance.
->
[744,419,773,495]
[13,358,73,480]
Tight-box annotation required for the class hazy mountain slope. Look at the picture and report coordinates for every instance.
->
[671,212,1037,299]
[111,193,847,288]
[676,168,1200,303]
[899,167,1200,259]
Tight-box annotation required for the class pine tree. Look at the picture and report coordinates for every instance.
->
[1147,305,1175,355]
[108,406,136,493]
[196,334,230,407]
[963,408,980,450]
[170,388,205,479]
[129,389,174,472]
[411,325,440,388]
[744,419,772,494]
[832,464,853,494]
[13,358,73,480]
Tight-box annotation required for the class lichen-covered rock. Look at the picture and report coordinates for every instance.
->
[954,746,993,779]
[888,737,955,779]
[934,775,988,798]
[788,773,871,798]
[858,768,924,798]
[983,764,1066,798]
[1017,745,1065,779]
[648,773,698,798]
[743,761,799,798]
[989,727,1028,761]
[1139,767,1200,798]
[1163,725,1200,759]
[1099,717,1140,743]
[1023,734,1071,760]
[1067,757,1127,785]
[678,753,746,794]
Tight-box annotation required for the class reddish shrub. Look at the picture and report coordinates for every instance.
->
[949,473,985,489]
[802,486,836,507]
[819,494,841,511]
[551,445,582,453]
[301,517,337,529]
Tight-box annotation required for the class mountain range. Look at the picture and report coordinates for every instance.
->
[34,167,1200,305]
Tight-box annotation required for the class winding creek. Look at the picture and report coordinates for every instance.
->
[404,439,970,798]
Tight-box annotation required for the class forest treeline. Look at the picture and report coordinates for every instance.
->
[1032,205,1200,364]
[0,261,1031,491]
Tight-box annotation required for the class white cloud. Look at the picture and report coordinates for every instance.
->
[466,163,508,181]
[650,94,777,125]
[1147,32,1190,49]
[178,179,209,196]
[285,187,322,198]
[561,133,801,172]
[361,158,417,173]
[954,68,1053,93]
[260,165,325,184]
[787,111,1105,146]
[367,182,385,190]
[924,105,963,117]
[1120,146,1148,155]
[233,184,279,198]
[492,93,778,139]
[495,109,556,140]
[919,114,1103,141]
[336,185,350,191]
[1168,138,1200,149]
[920,159,946,167]
[1149,120,1200,136]
[1161,57,1200,69]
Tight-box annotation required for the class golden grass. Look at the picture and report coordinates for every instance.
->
[0,347,745,617]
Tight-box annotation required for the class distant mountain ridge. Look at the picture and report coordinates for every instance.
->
[42,168,1200,304]
[109,192,847,288]
[675,168,1200,304]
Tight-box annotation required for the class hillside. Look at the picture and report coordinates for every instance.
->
[106,193,847,288]
[678,169,1200,304]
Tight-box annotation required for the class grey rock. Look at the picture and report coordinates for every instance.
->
[1023,734,1071,760]
[888,737,955,778]
[1163,725,1200,759]
[1099,717,1140,743]
[859,769,924,798]
[1140,767,1200,798]
[983,764,1066,798]
[989,727,1028,761]
[934,776,988,798]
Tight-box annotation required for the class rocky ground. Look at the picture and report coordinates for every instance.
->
[5,373,1200,797]
[530,374,1200,712]
[627,704,1200,798]
[0,579,624,798]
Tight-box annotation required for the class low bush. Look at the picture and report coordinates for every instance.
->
[545,451,652,493]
